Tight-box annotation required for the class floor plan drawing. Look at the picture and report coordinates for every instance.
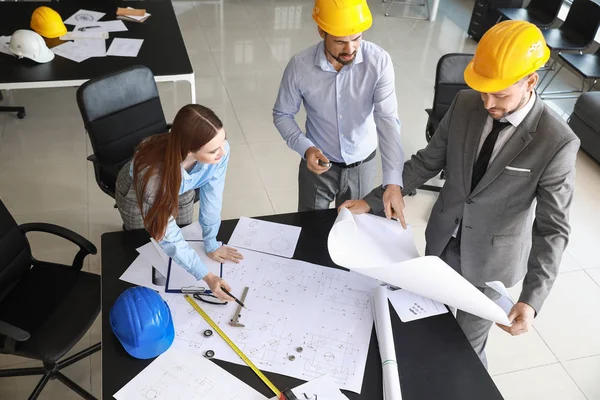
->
[227,216,302,258]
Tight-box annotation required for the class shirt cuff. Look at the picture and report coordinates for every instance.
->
[382,170,404,189]
[204,239,220,254]
[190,257,209,280]
[295,138,316,160]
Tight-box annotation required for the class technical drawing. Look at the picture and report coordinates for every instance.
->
[75,13,94,22]
[233,312,293,367]
[318,272,372,319]
[301,327,361,386]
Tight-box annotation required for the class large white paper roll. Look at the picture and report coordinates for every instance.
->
[328,208,511,326]
[373,286,402,400]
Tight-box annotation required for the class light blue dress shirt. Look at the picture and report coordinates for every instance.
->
[131,141,230,280]
[273,40,404,187]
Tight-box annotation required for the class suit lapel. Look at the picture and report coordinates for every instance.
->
[463,107,489,195]
[470,95,544,197]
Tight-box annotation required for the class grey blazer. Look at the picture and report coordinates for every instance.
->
[365,90,580,313]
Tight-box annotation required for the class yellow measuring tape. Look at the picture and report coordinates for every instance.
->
[183,294,282,397]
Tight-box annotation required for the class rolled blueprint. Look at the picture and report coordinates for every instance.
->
[328,208,511,326]
[373,285,402,400]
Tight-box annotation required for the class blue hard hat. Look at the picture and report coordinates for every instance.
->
[109,287,174,359]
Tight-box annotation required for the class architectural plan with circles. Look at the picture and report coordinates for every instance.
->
[227,217,301,258]
[113,347,266,400]
[162,248,379,393]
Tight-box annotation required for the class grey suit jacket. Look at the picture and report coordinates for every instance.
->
[365,90,580,313]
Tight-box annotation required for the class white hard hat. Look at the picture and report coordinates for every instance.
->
[9,29,54,63]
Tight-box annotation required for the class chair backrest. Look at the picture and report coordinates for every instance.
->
[561,0,600,43]
[528,0,564,21]
[0,200,31,302]
[76,65,168,195]
[431,53,473,122]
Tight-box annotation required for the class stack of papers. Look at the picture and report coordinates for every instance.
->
[117,7,151,23]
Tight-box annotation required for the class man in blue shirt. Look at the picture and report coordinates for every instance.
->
[273,0,407,226]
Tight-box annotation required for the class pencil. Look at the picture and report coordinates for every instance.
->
[221,286,246,309]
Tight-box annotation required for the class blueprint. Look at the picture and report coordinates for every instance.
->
[113,347,266,400]
[227,217,301,258]
[162,247,378,393]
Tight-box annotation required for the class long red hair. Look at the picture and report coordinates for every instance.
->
[133,104,223,240]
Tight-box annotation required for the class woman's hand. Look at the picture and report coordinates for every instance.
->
[202,272,234,302]
[207,246,244,264]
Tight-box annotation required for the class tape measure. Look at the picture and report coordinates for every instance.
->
[183,294,282,397]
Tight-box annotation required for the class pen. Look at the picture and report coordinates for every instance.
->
[221,286,246,309]
[77,26,100,32]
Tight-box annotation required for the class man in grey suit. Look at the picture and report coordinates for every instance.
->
[340,20,580,368]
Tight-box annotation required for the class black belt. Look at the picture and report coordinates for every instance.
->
[330,150,376,169]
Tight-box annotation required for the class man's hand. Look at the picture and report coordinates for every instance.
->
[497,302,536,336]
[305,147,331,175]
[383,185,407,229]
[338,199,371,214]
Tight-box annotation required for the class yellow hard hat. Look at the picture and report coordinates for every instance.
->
[464,20,550,93]
[30,6,67,39]
[313,0,373,37]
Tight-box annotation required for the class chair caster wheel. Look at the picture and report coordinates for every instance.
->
[17,112,25,119]
[408,190,417,196]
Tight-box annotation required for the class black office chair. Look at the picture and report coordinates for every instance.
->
[0,91,26,119]
[0,199,100,400]
[498,0,564,30]
[538,0,600,95]
[538,47,600,99]
[76,65,169,199]
[415,53,473,194]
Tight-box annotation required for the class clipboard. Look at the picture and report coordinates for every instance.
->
[164,241,222,293]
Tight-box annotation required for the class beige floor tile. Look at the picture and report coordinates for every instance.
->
[493,364,586,400]
[563,355,600,400]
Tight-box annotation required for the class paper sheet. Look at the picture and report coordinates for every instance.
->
[164,247,379,393]
[73,39,106,57]
[136,241,168,276]
[228,217,301,258]
[373,286,402,400]
[64,9,106,26]
[181,222,204,241]
[119,255,165,292]
[51,41,92,63]
[387,287,448,322]
[74,20,128,33]
[107,38,143,57]
[113,346,267,400]
[486,281,515,314]
[328,208,511,326]
[0,36,13,56]
[269,375,349,399]
[60,31,108,41]
[166,242,220,292]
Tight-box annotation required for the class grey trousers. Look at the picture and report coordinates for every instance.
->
[297,156,377,212]
[437,237,501,369]
[115,160,196,230]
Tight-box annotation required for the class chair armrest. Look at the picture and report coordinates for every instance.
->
[87,154,99,163]
[0,320,30,342]
[19,223,97,271]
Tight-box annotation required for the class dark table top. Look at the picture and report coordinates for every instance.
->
[101,210,504,400]
[0,1,192,85]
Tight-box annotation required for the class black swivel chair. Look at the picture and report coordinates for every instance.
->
[0,199,100,400]
[416,53,473,194]
[76,65,170,199]
[76,65,200,204]
[0,91,26,119]
[498,0,564,29]
[538,0,600,96]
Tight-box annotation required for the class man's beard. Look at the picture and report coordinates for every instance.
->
[326,46,356,65]
[490,92,529,120]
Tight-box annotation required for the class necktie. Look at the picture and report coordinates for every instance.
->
[471,119,511,191]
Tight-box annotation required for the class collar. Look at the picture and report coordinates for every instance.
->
[503,91,536,127]
[314,41,364,72]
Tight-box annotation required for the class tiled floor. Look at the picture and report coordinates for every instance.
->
[0,0,599,399]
